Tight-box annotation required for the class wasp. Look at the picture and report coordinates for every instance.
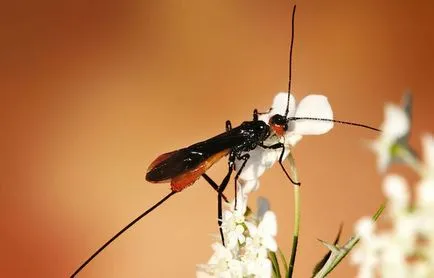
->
[71,5,379,277]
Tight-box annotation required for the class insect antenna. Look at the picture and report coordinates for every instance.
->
[70,191,177,278]
[284,5,297,118]
[288,116,381,132]
[283,5,380,134]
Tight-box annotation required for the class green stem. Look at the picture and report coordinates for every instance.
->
[286,153,300,278]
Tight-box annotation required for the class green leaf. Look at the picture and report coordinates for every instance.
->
[278,248,289,274]
[311,224,343,277]
[312,203,385,278]
[269,251,281,278]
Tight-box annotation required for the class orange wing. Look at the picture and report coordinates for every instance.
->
[170,149,229,192]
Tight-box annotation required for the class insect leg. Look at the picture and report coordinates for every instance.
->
[233,153,250,210]
[217,160,234,246]
[253,107,273,120]
[202,173,229,203]
[226,120,232,132]
[261,143,301,186]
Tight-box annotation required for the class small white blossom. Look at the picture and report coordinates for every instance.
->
[198,243,243,278]
[256,197,270,220]
[198,197,278,278]
[382,175,410,215]
[421,134,434,173]
[351,217,380,278]
[237,179,260,201]
[356,217,375,238]
[416,134,434,261]
[354,121,434,278]
[243,211,277,277]
[370,103,410,172]
[222,209,246,250]
[243,255,273,278]
[419,135,434,207]
[417,179,434,210]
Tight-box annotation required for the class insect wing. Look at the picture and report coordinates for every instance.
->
[145,148,204,183]
[145,127,250,184]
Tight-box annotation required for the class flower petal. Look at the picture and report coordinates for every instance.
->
[261,148,281,168]
[382,174,409,210]
[355,217,375,239]
[259,211,277,236]
[256,197,270,220]
[422,134,434,171]
[290,95,334,135]
[262,236,277,252]
[284,134,303,147]
[236,148,268,181]
[382,104,409,139]
[417,178,434,208]
[245,222,258,237]
[237,146,282,181]
[238,179,260,195]
[258,113,271,123]
[369,139,392,173]
[269,92,297,117]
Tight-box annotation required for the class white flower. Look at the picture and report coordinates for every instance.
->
[416,134,434,237]
[236,92,334,193]
[353,175,422,278]
[241,210,278,278]
[256,211,278,251]
[352,96,434,278]
[382,175,410,215]
[370,103,410,172]
[351,217,380,278]
[353,136,434,278]
[355,217,375,239]
[243,256,273,278]
[417,180,434,208]
[256,197,270,220]
[198,243,243,278]
[199,198,278,278]
[421,134,434,173]
[379,240,407,278]
[237,179,260,202]
[221,205,246,250]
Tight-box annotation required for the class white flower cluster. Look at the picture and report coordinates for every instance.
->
[197,197,278,278]
[352,97,434,278]
[199,92,334,278]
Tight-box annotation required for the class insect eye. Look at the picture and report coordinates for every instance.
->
[269,114,288,136]
[269,115,287,126]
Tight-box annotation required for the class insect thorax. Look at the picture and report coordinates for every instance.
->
[235,120,270,153]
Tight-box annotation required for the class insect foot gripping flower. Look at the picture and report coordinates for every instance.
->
[370,93,413,173]
[197,197,278,278]
[235,92,334,194]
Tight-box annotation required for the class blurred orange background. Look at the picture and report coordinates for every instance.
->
[1,0,434,277]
